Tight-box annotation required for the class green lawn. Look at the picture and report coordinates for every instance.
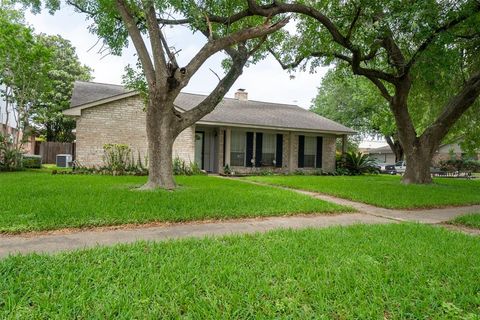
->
[451,213,480,229]
[0,172,350,233]
[246,175,480,209]
[1,224,480,318]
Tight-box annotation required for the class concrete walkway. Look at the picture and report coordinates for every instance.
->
[0,213,391,258]
[1,182,479,258]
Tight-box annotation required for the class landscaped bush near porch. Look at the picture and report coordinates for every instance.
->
[2,224,480,318]
[0,172,350,233]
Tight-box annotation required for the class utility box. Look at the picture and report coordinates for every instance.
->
[56,154,73,168]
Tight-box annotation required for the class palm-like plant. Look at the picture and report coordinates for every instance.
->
[342,152,379,175]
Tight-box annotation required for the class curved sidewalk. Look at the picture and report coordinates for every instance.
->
[1,185,479,258]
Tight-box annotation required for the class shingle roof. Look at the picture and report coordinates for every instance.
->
[70,81,132,107]
[70,81,355,134]
[369,145,393,153]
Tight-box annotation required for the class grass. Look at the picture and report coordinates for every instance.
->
[451,213,480,229]
[0,172,350,233]
[1,224,480,318]
[245,175,480,209]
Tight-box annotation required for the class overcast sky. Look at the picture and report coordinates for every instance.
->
[25,6,329,110]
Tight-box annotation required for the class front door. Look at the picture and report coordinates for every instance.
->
[194,131,204,169]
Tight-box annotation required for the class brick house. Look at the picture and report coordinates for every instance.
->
[65,81,355,173]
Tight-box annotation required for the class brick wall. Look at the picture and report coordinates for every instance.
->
[74,95,339,172]
[322,135,336,172]
[287,133,336,173]
[224,131,337,174]
[75,96,194,167]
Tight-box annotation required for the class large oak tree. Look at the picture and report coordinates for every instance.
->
[32,0,288,189]
[244,0,480,184]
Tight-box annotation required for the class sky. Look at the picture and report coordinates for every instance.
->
[24,5,329,110]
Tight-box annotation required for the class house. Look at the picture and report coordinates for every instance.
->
[0,84,35,154]
[367,141,480,165]
[366,145,397,164]
[64,81,355,173]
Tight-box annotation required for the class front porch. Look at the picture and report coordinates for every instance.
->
[193,125,344,174]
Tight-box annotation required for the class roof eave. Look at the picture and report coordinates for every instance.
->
[64,91,138,116]
[196,120,356,135]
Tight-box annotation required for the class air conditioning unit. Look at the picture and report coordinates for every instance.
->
[56,154,73,168]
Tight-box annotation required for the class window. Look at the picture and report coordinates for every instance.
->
[230,131,245,166]
[261,133,276,166]
[304,136,316,167]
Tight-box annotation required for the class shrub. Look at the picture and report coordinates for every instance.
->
[256,169,275,176]
[99,144,148,175]
[0,133,23,171]
[102,144,132,175]
[22,155,42,168]
[333,167,351,176]
[173,157,205,176]
[223,164,232,175]
[439,159,480,173]
[337,152,379,175]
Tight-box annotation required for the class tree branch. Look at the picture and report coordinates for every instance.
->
[179,52,249,129]
[158,28,178,68]
[405,5,480,72]
[380,35,406,73]
[180,18,289,88]
[364,75,393,102]
[143,2,169,81]
[115,0,156,86]
[421,70,480,146]
[346,6,361,41]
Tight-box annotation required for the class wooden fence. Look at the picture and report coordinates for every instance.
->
[37,142,75,164]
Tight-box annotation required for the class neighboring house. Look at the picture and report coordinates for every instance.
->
[367,141,480,165]
[0,84,16,136]
[358,137,389,155]
[366,145,397,164]
[64,81,355,173]
[0,84,35,154]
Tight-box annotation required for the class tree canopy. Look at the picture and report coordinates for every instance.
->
[0,5,92,143]
[33,34,92,142]
[247,0,480,183]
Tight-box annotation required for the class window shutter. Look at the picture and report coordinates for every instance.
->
[222,130,226,166]
[275,134,283,167]
[298,135,305,168]
[255,132,263,167]
[316,136,323,168]
[246,132,254,167]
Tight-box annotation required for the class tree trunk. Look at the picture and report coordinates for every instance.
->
[141,94,179,190]
[400,134,437,184]
[401,149,433,184]
[46,122,53,142]
[385,135,404,162]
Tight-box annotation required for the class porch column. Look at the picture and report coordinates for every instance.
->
[225,128,231,166]
[341,134,347,160]
[288,131,295,171]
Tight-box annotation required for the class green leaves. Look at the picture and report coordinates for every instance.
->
[311,67,390,137]
[0,6,92,142]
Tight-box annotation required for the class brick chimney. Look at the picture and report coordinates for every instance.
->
[234,88,248,101]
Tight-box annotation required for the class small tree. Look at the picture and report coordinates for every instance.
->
[0,8,54,150]
[33,34,92,142]
[311,67,404,162]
